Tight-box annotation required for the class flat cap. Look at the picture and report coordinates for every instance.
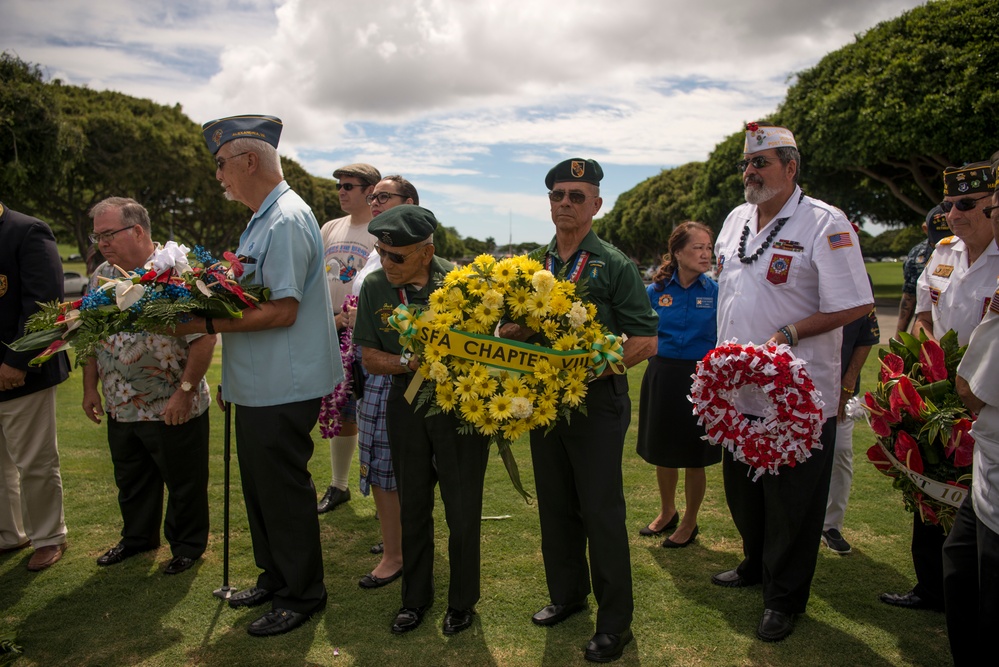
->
[545,158,603,190]
[333,164,382,187]
[368,204,438,247]
[201,115,282,155]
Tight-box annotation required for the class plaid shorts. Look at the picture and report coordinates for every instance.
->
[357,373,396,494]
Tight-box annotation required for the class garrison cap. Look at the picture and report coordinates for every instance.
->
[333,164,381,187]
[368,205,438,247]
[744,122,796,154]
[925,204,951,247]
[201,115,282,155]
[545,158,603,190]
[942,161,995,197]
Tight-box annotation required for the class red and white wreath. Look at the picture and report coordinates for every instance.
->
[689,340,825,480]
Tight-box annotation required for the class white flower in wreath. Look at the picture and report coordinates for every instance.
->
[482,289,504,311]
[531,270,555,295]
[427,361,450,383]
[510,396,533,419]
[567,301,587,330]
[149,241,193,275]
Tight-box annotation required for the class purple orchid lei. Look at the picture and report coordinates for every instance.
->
[318,294,358,438]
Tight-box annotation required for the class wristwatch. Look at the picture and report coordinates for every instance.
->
[180,381,194,392]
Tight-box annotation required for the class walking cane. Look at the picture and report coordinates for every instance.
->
[213,396,235,600]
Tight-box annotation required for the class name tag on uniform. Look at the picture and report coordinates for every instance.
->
[933,264,954,278]
[695,296,714,308]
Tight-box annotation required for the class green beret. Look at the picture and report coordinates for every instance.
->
[333,163,381,187]
[545,158,603,190]
[201,115,282,155]
[942,161,995,197]
[368,205,438,247]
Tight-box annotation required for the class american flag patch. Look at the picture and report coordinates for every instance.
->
[827,232,853,250]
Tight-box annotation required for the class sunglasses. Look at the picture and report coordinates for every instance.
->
[366,192,407,205]
[984,204,998,219]
[374,243,429,264]
[336,182,367,191]
[940,194,991,213]
[548,190,590,205]
[215,151,249,170]
[736,156,775,172]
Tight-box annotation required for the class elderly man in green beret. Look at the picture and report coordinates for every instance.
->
[352,205,490,637]
[503,158,658,663]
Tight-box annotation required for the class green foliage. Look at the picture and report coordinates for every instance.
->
[777,0,999,221]
[594,162,706,261]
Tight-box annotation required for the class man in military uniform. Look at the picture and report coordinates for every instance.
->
[713,124,873,641]
[353,205,490,637]
[504,158,658,663]
[883,161,999,613]
[176,115,341,636]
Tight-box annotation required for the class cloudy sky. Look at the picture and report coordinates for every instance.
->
[2,0,926,244]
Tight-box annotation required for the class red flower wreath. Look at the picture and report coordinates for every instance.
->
[689,340,825,480]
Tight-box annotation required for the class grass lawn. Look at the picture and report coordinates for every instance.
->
[0,350,951,666]
[865,262,904,303]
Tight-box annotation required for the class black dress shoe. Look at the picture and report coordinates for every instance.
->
[229,586,274,609]
[661,525,698,549]
[532,601,587,626]
[164,555,198,575]
[96,542,155,567]
[585,628,633,663]
[442,607,475,635]
[358,568,403,589]
[756,609,795,642]
[879,590,943,611]
[638,512,679,536]
[317,485,350,513]
[711,568,758,588]
[246,594,326,637]
[391,606,428,634]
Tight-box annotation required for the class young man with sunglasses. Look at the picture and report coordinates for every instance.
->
[713,123,872,642]
[353,205,490,637]
[317,163,381,515]
[883,161,998,615]
[504,158,658,663]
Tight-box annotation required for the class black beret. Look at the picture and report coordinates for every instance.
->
[201,115,282,155]
[368,205,438,247]
[545,158,603,190]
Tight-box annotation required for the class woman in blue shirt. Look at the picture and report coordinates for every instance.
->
[636,221,720,548]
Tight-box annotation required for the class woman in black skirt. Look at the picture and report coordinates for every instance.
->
[636,221,719,548]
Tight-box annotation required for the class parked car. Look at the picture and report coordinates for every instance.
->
[63,271,89,296]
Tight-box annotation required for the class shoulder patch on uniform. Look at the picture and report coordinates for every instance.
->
[938,236,957,246]
[827,232,853,250]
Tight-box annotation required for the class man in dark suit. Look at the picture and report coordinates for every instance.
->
[0,201,71,571]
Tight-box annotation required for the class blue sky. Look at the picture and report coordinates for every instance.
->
[1,0,925,243]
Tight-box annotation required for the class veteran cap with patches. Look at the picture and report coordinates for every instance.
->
[333,163,382,187]
[201,115,282,155]
[942,161,995,197]
[545,158,603,190]
[925,204,951,247]
[368,204,438,247]
[744,122,796,154]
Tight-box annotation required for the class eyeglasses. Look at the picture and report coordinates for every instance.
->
[984,204,998,219]
[215,151,249,171]
[548,190,590,205]
[940,194,991,213]
[366,192,407,205]
[374,242,430,264]
[336,182,368,192]
[89,224,135,244]
[736,156,775,172]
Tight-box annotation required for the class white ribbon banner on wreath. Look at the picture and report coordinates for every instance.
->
[877,441,968,508]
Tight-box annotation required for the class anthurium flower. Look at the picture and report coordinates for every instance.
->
[889,376,924,419]
[894,430,924,474]
[946,419,975,467]
[879,353,906,383]
[115,281,146,310]
[866,443,895,475]
[29,338,71,367]
[223,251,244,278]
[919,340,948,382]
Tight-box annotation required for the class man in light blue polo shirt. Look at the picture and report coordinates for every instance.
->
[178,114,341,637]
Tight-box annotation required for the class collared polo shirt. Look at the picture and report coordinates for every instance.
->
[649,272,717,360]
[915,236,999,345]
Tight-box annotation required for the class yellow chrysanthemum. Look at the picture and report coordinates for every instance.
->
[427,361,450,383]
[548,292,571,316]
[445,287,467,310]
[562,380,586,407]
[506,286,531,317]
[454,374,478,402]
[531,270,555,295]
[478,376,499,398]
[502,420,529,442]
[481,289,504,310]
[451,358,472,375]
[429,288,448,313]
[422,345,443,364]
[467,363,488,382]
[478,413,501,436]
[541,319,560,341]
[436,382,457,411]
[502,376,526,396]
[567,366,588,384]
[552,333,581,351]
[530,402,558,427]
[472,303,500,327]
[488,394,514,420]
[525,293,550,317]
[472,254,496,276]
[460,397,487,425]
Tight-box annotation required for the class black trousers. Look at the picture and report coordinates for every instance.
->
[910,512,946,605]
[942,496,999,666]
[388,377,490,611]
[723,417,836,614]
[235,399,325,614]
[530,375,633,634]
[107,411,209,558]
